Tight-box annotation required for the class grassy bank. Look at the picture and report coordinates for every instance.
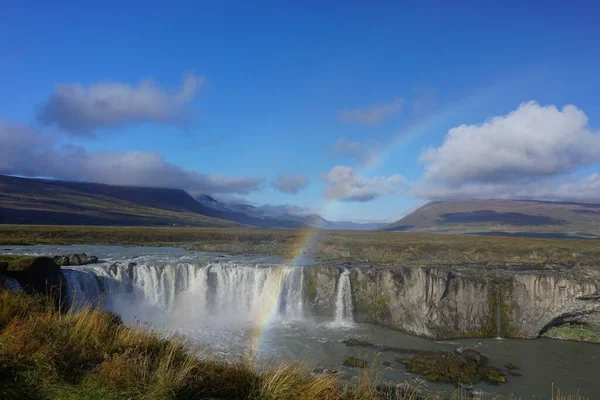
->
[2,225,600,266]
[0,289,588,400]
[543,324,600,343]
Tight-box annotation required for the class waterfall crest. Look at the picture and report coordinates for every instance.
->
[62,261,305,325]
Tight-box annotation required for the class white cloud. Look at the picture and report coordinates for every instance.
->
[415,101,600,201]
[272,173,310,194]
[0,123,263,195]
[421,102,600,184]
[331,137,380,164]
[38,74,205,134]
[322,165,406,202]
[339,97,404,125]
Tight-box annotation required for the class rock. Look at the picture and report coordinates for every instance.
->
[304,263,600,340]
[128,262,137,268]
[479,366,506,384]
[342,356,368,368]
[398,351,506,386]
[53,253,98,266]
[460,348,489,367]
[505,363,519,370]
[0,261,8,275]
[382,361,392,367]
[2,257,65,308]
[342,338,374,347]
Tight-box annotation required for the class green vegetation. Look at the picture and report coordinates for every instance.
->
[0,290,404,400]
[342,357,368,369]
[397,351,506,385]
[0,255,40,271]
[543,324,600,343]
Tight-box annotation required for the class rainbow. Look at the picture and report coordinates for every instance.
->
[246,86,496,354]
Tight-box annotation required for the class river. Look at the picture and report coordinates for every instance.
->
[2,245,598,398]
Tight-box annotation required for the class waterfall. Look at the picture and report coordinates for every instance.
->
[62,260,305,325]
[63,269,105,310]
[334,268,354,325]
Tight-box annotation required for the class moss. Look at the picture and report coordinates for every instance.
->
[306,276,317,297]
[353,276,390,322]
[342,357,368,368]
[0,255,40,271]
[397,350,507,386]
[543,323,600,343]
[480,366,507,383]
[342,338,373,347]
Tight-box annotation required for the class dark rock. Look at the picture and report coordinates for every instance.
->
[343,356,368,368]
[0,262,8,275]
[505,363,519,370]
[311,367,338,376]
[342,338,374,347]
[53,253,98,266]
[128,262,137,268]
[3,257,65,308]
[460,348,489,367]
[399,351,506,386]
[383,361,392,367]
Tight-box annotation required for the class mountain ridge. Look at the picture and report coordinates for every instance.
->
[382,199,600,238]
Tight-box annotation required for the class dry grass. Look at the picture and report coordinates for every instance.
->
[2,224,600,266]
[0,289,588,399]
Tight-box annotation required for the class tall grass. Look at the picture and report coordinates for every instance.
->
[0,289,588,399]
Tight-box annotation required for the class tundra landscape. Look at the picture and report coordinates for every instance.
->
[2,1,600,399]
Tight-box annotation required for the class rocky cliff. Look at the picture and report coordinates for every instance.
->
[303,263,600,340]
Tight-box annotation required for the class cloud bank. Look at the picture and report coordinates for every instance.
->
[272,173,310,194]
[339,97,404,125]
[38,74,205,134]
[417,101,600,201]
[323,165,406,202]
[0,123,262,195]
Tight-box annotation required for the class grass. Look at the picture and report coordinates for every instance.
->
[0,255,40,270]
[2,224,600,266]
[0,289,589,399]
[543,324,600,343]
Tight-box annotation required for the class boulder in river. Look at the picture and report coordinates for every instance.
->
[53,253,98,266]
[343,356,368,368]
[397,349,507,385]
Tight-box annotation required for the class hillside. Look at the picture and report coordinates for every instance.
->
[0,174,245,227]
[383,199,600,238]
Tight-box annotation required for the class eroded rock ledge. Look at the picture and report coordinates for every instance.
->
[303,263,600,341]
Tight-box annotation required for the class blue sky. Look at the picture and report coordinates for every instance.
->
[2,1,600,222]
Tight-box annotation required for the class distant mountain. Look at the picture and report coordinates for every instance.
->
[0,174,386,229]
[0,174,238,227]
[382,199,600,238]
[197,195,388,230]
[0,175,308,228]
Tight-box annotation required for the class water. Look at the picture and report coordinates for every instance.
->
[334,268,354,326]
[2,245,599,399]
